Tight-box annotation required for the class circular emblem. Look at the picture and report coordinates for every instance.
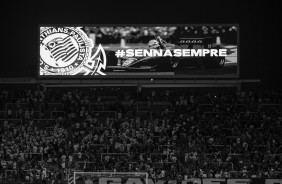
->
[40,27,93,75]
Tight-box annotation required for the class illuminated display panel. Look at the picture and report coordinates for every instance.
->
[39,25,238,78]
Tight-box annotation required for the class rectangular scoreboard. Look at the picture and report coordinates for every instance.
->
[39,25,238,78]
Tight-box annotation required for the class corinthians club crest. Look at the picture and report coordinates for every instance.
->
[40,27,106,75]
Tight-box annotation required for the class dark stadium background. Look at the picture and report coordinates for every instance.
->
[1,1,280,88]
[0,1,281,183]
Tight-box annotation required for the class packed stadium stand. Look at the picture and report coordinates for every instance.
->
[0,86,281,183]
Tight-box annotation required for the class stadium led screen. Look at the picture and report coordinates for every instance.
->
[39,25,238,77]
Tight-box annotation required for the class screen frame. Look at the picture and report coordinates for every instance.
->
[37,24,240,79]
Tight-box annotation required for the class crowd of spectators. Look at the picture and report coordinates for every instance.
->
[0,87,281,183]
[83,26,238,45]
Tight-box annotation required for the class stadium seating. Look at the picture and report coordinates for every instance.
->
[0,88,281,183]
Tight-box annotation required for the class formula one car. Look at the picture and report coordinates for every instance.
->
[103,36,226,72]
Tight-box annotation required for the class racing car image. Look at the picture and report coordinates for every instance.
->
[101,36,228,72]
